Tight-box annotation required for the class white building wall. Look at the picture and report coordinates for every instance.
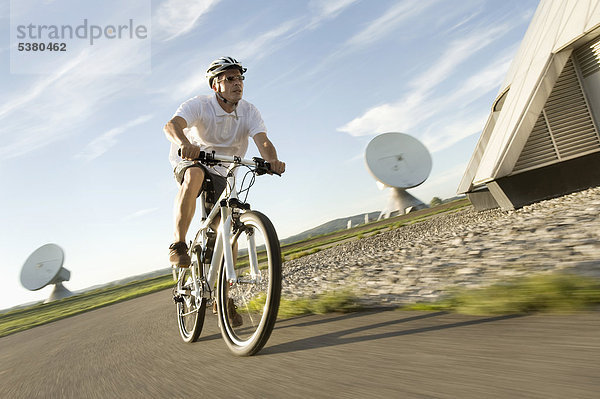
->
[460,0,600,192]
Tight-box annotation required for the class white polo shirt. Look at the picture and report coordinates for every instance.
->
[169,94,267,174]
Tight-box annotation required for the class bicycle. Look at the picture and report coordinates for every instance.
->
[172,151,282,356]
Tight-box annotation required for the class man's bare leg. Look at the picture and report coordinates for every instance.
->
[170,167,205,266]
[174,167,205,243]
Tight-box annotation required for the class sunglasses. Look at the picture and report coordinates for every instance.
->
[218,75,245,83]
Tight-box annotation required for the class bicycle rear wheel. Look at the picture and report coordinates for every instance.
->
[175,265,206,343]
[217,210,281,356]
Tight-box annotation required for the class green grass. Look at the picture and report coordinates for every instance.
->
[404,273,600,315]
[283,233,357,257]
[277,290,365,318]
[246,289,365,319]
[288,247,322,260]
[0,274,174,338]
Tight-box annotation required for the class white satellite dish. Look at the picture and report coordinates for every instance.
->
[20,244,73,303]
[365,132,432,218]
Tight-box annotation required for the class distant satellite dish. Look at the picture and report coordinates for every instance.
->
[364,132,432,218]
[21,244,73,303]
[365,132,432,188]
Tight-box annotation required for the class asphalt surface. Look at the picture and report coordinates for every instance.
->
[1,290,599,398]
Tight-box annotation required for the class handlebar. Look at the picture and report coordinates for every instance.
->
[178,149,280,176]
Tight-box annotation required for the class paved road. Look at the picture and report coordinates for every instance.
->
[1,290,599,398]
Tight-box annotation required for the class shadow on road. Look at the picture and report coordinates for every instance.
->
[197,332,221,342]
[262,311,523,355]
[274,308,399,330]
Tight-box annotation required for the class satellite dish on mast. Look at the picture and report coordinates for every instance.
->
[20,244,73,303]
[365,132,432,218]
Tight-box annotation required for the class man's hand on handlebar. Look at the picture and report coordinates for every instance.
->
[179,143,202,160]
[267,159,285,175]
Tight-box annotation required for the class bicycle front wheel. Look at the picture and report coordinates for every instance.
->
[175,265,206,343]
[217,210,281,356]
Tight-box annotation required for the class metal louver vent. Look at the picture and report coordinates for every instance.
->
[512,56,600,174]
[575,36,600,78]
[513,111,557,171]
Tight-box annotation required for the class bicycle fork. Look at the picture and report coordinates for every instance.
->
[211,206,261,285]
[217,206,237,284]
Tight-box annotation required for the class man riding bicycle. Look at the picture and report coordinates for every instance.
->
[164,56,285,268]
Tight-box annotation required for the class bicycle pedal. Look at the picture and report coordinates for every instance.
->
[173,295,184,303]
[227,198,251,210]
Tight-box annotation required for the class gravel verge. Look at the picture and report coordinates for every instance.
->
[282,186,600,307]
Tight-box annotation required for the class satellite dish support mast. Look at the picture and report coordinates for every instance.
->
[381,186,427,219]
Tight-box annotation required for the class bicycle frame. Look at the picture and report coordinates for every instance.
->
[177,154,263,302]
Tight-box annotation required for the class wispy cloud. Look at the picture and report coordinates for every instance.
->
[123,207,159,221]
[0,53,83,120]
[411,162,469,200]
[399,23,511,108]
[305,0,439,76]
[337,23,516,153]
[235,0,358,60]
[169,70,213,100]
[444,8,484,34]
[344,0,438,49]
[154,0,222,41]
[234,19,303,61]
[0,39,151,160]
[76,114,154,161]
[421,111,489,153]
[162,18,303,100]
[230,0,359,62]
[307,0,359,27]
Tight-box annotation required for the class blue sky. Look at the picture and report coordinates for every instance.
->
[0,0,539,309]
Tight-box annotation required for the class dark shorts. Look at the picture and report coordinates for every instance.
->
[174,160,227,204]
